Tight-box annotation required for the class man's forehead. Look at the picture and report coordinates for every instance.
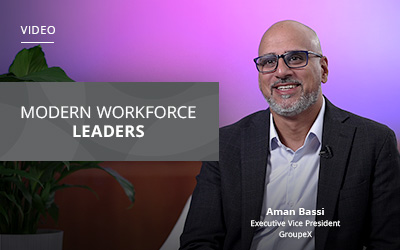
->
[258,21,321,55]
[259,34,311,54]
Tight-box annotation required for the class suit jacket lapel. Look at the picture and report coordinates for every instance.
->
[241,110,270,249]
[315,99,356,250]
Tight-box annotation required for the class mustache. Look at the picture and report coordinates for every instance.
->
[271,79,302,88]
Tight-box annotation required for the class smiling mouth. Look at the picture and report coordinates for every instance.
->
[275,84,299,90]
[272,82,301,91]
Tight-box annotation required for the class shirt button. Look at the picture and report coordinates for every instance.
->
[291,163,298,168]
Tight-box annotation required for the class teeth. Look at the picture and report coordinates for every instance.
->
[277,85,297,90]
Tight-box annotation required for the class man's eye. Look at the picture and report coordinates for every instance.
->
[259,58,276,66]
[289,56,302,61]
[287,53,306,63]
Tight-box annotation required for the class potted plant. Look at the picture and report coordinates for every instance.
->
[0,46,135,250]
[0,161,135,250]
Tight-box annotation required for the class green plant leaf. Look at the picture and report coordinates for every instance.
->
[57,162,102,181]
[57,163,135,206]
[63,161,70,171]
[2,177,33,203]
[0,73,25,82]
[0,166,44,188]
[0,191,24,218]
[0,204,10,225]
[40,183,52,207]
[101,167,135,205]
[9,45,48,77]
[17,67,74,82]
[51,184,99,199]
[32,193,45,214]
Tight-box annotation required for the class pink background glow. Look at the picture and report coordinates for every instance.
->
[1,0,399,138]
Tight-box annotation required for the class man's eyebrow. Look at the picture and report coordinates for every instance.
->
[259,53,276,56]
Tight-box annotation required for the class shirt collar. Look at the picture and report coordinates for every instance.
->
[269,97,326,150]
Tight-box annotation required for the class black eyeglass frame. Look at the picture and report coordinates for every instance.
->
[253,50,323,73]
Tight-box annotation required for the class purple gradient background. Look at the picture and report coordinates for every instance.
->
[1,0,399,139]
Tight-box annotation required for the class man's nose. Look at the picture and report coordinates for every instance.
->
[274,57,293,78]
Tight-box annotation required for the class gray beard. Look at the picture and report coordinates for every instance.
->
[266,85,320,117]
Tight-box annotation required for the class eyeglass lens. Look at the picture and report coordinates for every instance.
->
[256,51,308,72]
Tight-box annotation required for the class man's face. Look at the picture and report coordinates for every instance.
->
[258,25,328,117]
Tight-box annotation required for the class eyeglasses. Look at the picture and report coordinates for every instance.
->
[253,50,323,73]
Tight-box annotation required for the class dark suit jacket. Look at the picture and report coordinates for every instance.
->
[180,99,400,250]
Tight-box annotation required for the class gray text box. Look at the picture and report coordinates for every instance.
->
[0,82,218,161]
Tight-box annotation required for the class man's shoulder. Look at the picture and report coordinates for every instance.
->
[325,100,397,149]
[218,109,269,153]
[326,101,393,134]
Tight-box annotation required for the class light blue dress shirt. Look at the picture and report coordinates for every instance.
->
[250,98,326,250]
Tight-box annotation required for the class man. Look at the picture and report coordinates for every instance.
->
[180,20,400,250]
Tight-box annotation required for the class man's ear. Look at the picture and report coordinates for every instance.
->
[321,56,328,83]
